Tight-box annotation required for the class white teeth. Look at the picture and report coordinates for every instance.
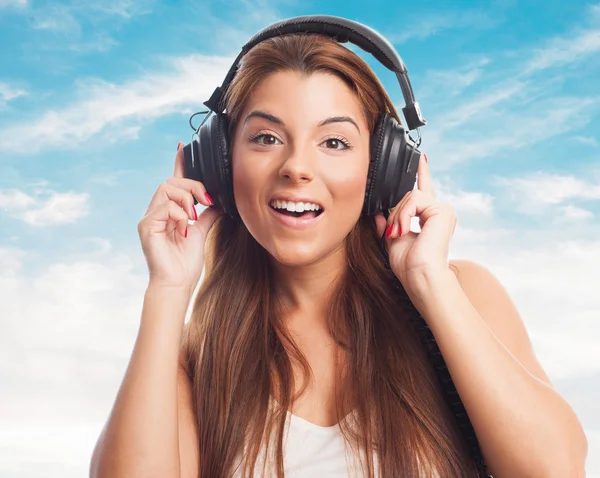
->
[270,200,322,212]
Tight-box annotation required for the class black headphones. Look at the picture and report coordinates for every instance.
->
[182,14,426,221]
[181,15,492,477]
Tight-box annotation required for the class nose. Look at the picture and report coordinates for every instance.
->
[277,141,315,183]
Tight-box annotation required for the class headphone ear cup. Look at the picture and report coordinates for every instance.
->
[194,113,238,219]
[363,114,387,216]
[363,113,421,215]
[212,113,238,219]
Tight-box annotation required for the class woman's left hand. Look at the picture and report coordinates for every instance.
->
[374,153,458,290]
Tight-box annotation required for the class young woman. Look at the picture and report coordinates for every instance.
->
[90,32,587,478]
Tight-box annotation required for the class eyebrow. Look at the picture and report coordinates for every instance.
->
[243,110,361,135]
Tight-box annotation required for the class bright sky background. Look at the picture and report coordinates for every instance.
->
[1,0,599,476]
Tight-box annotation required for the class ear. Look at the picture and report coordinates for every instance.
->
[374,211,387,239]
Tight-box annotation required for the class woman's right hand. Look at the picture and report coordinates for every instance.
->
[137,142,225,295]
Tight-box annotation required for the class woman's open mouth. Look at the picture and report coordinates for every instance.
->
[268,200,324,230]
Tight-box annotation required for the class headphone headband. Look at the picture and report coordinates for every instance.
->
[202,15,427,131]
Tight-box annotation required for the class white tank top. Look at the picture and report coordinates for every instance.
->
[232,400,380,477]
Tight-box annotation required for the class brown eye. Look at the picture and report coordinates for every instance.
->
[250,133,281,146]
[322,137,351,150]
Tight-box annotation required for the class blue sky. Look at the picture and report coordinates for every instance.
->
[1,0,599,475]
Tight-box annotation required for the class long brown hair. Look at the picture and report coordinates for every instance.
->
[181,33,479,477]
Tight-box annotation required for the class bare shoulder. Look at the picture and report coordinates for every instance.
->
[448,259,553,386]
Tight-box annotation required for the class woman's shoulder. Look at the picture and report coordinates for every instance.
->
[447,258,553,386]
[448,259,491,285]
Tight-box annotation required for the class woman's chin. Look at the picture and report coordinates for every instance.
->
[266,238,346,268]
[270,250,318,267]
[267,242,324,267]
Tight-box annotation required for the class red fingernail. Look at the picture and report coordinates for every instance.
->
[204,192,214,206]
[399,224,402,236]
[385,224,393,238]
[424,153,428,163]
[192,206,198,221]
[184,226,188,238]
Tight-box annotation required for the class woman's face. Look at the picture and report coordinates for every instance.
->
[231,70,370,266]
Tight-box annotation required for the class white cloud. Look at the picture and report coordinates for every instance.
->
[435,178,495,215]
[0,188,90,226]
[432,79,527,131]
[0,0,27,8]
[492,171,600,207]
[574,135,599,147]
[86,237,113,255]
[0,54,232,153]
[87,0,154,18]
[415,4,600,167]
[524,28,600,75]
[10,0,153,57]
[22,32,119,55]
[180,1,284,56]
[101,124,141,143]
[89,169,133,186]
[0,245,25,275]
[0,188,36,209]
[67,32,118,53]
[422,57,491,98]
[517,2,600,76]
[0,82,27,107]
[21,191,90,226]
[593,2,600,22]
[385,9,499,44]
[0,243,150,476]
[30,5,81,36]
[425,94,600,166]
[0,423,100,477]
[559,204,595,221]
[521,4,600,76]
[6,0,154,17]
